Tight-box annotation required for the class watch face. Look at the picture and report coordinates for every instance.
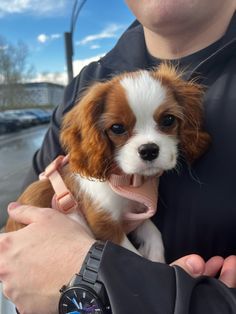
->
[59,286,105,314]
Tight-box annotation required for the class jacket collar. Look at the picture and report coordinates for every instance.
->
[100,22,149,72]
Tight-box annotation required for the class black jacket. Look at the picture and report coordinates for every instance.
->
[24,13,236,313]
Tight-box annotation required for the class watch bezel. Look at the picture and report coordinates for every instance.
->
[59,284,106,314]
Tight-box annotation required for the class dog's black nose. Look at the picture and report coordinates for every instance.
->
[138,143,159,161]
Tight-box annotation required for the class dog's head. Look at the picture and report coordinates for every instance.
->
[61,64,210,180]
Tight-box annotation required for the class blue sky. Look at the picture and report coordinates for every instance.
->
[0,0,135,85]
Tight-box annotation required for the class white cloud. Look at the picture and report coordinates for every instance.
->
[0,0,67,17]
[37,33,62,44]
[30,54,104,86]
[0,0,28,15]
[31,71,67,86]
[51,34,61,40]
[90,44,100,50]
[0,45,8,50]
[76,23,125,46]
[73,54,104,76]
[37,34,49,44]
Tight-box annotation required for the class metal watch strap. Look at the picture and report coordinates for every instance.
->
[69,242,107,297]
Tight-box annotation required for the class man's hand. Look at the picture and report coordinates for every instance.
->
[171,254,236,288]
[0,203,95,314]
[0,203,235,314]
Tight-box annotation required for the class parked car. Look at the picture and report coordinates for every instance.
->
[24,108,51,124]
[0,112,22,134]
[6,110,38,128]
[0,108,52,134]
[0,113,12,134]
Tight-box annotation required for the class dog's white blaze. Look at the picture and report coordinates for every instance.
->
[120,71,166,130]
[118,71,178,175]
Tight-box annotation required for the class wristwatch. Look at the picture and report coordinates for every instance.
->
[58,242,111,314]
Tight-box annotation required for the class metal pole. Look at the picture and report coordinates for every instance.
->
[64,0,87,84]
[64,32,74,84]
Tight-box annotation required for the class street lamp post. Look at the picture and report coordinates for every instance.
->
[64,32,74,83]
[64,0,87,84]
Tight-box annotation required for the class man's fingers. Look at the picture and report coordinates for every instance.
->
[219,256,236,288]
[7,202,53,225]
[204,256,224,277]
[170,254,205,277]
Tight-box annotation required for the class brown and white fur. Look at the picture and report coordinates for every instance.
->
[6,64,210,262]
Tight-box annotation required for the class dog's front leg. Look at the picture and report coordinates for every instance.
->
[130,219,165,262]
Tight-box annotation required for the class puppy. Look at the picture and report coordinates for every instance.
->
[5,64,210,262]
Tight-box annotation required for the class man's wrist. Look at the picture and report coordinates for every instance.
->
[58,241,111,313]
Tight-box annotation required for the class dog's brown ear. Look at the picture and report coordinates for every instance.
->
[173,80,211,164]
[155,63,211,164]
[60,81,112,180]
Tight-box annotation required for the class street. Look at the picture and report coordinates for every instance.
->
[0,125,48,228]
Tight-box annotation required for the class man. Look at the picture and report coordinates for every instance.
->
[0,1,236,313]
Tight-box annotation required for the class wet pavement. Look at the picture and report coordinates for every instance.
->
[0,125,48,228]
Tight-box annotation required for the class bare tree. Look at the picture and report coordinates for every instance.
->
[0,36,34,108]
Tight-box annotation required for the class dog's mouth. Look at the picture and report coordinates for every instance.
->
[112,160,176,180]
[138,166,163,177]
[112,164,163,178]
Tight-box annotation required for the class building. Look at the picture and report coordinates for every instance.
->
[0,82,65,108]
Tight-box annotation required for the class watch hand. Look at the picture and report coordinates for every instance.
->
[72,297,82,310]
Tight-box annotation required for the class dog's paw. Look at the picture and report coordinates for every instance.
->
[138,240,165,263]
[130,219,165,263]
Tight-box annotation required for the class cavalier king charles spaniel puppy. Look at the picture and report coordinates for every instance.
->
[6,64,210,262]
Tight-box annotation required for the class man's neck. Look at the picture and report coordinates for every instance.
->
[144,10,235,60]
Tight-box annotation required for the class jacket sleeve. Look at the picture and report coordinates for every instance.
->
[99,242,236,314]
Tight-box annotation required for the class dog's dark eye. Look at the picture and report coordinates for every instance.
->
[110,124,126,135]
[160,114,176,128]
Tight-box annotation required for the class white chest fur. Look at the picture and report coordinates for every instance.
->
[75,175,132,221]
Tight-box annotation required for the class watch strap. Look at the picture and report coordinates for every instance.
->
[59,241,111,313]
[69,241,107,297]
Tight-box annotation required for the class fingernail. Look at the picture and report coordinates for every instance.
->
[186,257,203,275]
[8,202,20,210]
